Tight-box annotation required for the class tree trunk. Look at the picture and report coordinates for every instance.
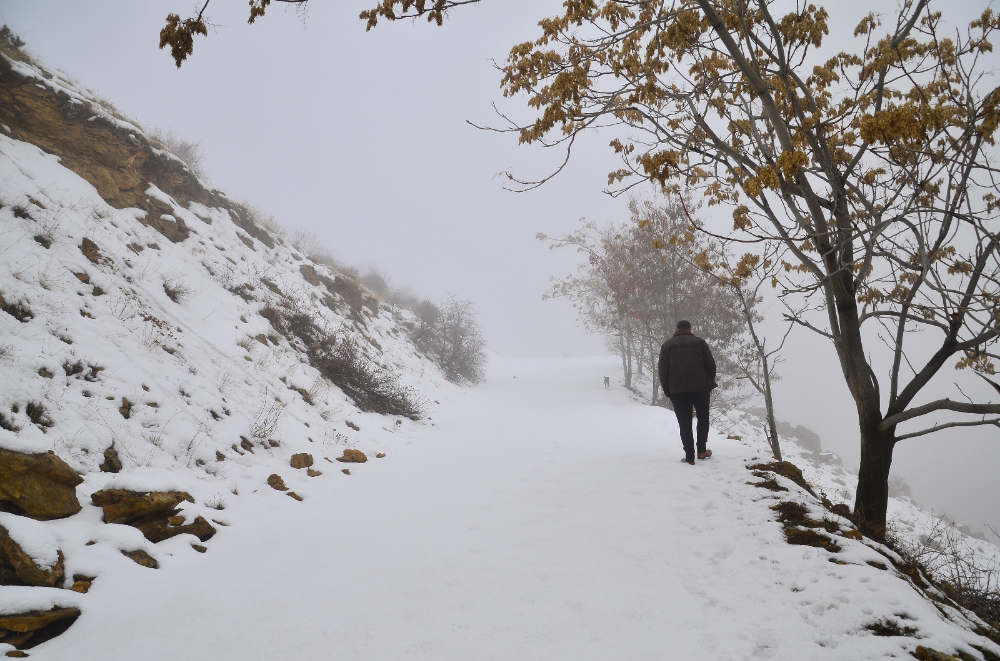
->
[853,418,895,538]
[762,374,781,461]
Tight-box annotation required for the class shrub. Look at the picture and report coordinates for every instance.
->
[0,293,33,323]
[148,128,207,180]
[262,303,421,417]
[162,278,194,304]
[26,401,54,430]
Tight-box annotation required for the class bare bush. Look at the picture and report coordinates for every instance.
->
[148,128,207,180]
[889,518,1000,627]
[250,395,284,439]
[162,277,194,304]
[261,303,422,417]
[204,494,226,510]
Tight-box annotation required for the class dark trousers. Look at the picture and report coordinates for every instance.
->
[669,390,711,460]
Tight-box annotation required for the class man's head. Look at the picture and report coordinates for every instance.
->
[676,319,692,332]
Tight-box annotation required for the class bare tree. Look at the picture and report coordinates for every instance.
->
[541,196,750,405]
[435,296,488,384]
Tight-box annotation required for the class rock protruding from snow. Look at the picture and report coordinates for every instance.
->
[0,514,64,587]
[336,449,368,464]
[289,453,313,469]
[90,489,214,542]
[0,606,80,649]
[0,448,83,520]
[99,446,122,473]
[90,489,194,525]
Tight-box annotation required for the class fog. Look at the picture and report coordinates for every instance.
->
[2,1,996,537]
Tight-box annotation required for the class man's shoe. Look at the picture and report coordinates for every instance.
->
[697,450,713,459]
[681,457,695,465]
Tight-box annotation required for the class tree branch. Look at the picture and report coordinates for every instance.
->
[879,399,1000,431]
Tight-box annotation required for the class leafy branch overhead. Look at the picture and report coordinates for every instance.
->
[159,0,478,67]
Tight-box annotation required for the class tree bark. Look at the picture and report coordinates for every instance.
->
[853,419,895,538]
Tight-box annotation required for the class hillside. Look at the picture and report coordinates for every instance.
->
[1,32,999,661]
[0,32,455,653]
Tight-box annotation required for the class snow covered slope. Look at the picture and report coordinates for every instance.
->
[0,39,455,652]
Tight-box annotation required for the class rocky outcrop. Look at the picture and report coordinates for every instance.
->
[267,474,288,491]
[0,448,83,519]
[0,607,80,650]
[90,489,214,543]
[0,518,64,587]
[336,449,368,464]
[0,44,278,249]
[290,453,313,469]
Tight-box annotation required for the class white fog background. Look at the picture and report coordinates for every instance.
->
[2,0,996,537]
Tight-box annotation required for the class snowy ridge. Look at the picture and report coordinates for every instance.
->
[0,54,455,649]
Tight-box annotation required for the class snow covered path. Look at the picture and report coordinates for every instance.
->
[41,357,989,660]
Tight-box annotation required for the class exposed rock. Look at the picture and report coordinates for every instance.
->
[0,51,232,228]
[80,238,101,264]
[6,650,27,657]
[90,489,193,525]
[133,514,216,544]
[0,607,80,650]
[191,544,207,553]
[121,549,158,568]
[70,580,91,593]
[0,520,64,587]
[299,264,320,286]
[306,469,322,477]
[267,474,287,491]
[375,453,386,459]
[118,397,131,419]
[99,446,122,473]
[89,489,210,544]
[72,272,89,283]
[268,439,279,447]
[290,453,313,469]
[0,448,83,520]
[336,449,368,464]
[286,492,303,501]
[341,469,350,475]
[913,646,961,661]
[215,451,226,461]
[240,437,254,454]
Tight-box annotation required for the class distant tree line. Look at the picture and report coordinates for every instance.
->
[540,197,754,405]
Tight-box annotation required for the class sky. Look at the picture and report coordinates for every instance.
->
[1,0,996,536]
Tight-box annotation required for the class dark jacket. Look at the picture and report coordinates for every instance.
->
[658,330,717,396]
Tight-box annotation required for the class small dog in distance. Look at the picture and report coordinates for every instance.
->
[603,376,610,389]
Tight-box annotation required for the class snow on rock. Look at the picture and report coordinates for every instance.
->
[0,514,60,571]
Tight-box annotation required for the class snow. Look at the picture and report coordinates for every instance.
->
[19,356,1000,660]
[0,514,60,570]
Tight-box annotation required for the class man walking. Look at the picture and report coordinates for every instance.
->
[657,320,717,465]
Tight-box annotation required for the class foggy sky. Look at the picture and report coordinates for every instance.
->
[2,1,996,537]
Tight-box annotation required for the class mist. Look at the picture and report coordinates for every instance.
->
[2,0,996,538]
